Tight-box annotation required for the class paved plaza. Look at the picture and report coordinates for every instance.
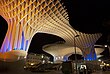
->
[32,71,110,74]
[1,70,110,74]
[92,71,110,74]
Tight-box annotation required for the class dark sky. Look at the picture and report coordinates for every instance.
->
[0,16,8,48]
[64,0,110,32]
[0,0,110,57]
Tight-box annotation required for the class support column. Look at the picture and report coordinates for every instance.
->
[83,46,97,61]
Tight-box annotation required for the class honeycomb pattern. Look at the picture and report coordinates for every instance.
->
[0,0,102,61]
[0,0,69,53]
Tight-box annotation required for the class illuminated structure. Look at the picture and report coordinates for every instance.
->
[43,44,104,62]
[43,43,82,63]
[94,45,105,58]
[0,0,102,61]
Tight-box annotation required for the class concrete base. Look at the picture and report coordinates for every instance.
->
[0,59,32,74]
[0,50,27,62]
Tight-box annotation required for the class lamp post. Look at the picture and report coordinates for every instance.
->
[74,35,79,74]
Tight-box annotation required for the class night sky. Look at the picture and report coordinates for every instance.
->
[63,0,110,34]
[0,0,110,58]
[0,16,8,48]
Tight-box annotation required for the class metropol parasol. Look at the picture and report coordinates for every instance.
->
[0,0,105,62]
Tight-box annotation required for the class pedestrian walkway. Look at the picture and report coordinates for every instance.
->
[1,70,110,74]
[0,70,63,74]
[92,71,110,74]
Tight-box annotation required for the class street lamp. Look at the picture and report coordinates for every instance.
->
[74,35,79,74]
